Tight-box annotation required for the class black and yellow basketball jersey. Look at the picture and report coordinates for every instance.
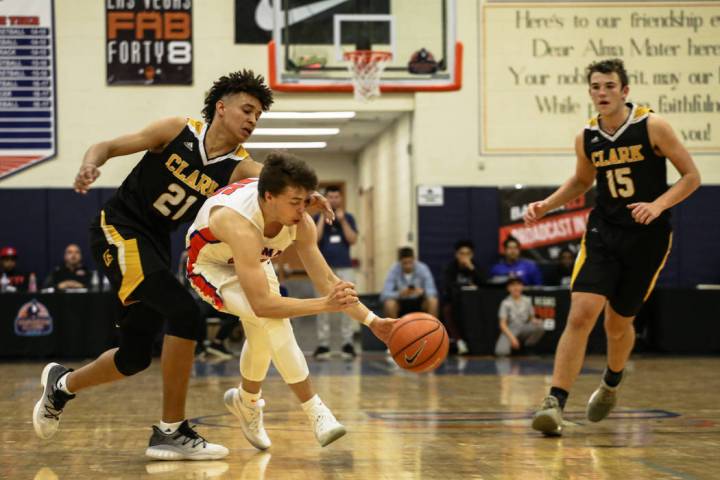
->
[105,118,248,232]
[584,103,669,228]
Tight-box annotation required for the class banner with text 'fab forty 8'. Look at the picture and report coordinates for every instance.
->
[0,0,56,180]
[106,0,193,85]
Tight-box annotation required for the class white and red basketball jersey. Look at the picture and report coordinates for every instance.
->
[185,178,296,309]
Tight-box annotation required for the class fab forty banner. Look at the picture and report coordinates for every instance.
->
[106,0,192,85]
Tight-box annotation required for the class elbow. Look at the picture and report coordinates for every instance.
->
[690,171,702,191]
[577,178,594,192]
[248,296,271,318]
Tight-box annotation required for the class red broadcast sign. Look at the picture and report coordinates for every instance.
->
[498,187,596,262]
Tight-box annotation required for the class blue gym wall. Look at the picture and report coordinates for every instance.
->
[0,186,719,289]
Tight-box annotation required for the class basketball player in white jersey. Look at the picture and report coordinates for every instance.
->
[186,151,395,449]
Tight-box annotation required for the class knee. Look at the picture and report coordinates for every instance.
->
[604,318,633,341]
[165,294,203,340]
[566,301,602,332]
[114,346,152,376]
[566,313,596,333]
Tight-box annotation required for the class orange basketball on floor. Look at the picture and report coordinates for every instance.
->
[388,312,449,373]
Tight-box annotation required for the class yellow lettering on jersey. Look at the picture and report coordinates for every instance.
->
[630,144,644,162]
[591,144,645,167]
[165,153,182,171]
[175,160,189,176]
[165,153,219,197]
[185,170,199,188]
[617,147,631,163]
[197,174,213,195]
[608,148,619,164]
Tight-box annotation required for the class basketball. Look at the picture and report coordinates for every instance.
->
[388,312,449,373]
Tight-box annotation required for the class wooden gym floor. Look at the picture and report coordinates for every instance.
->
[2,354,719,479]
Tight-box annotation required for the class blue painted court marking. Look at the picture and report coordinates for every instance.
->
[366,409,681,424]
[190,409,682,431]
[191,355,602,378]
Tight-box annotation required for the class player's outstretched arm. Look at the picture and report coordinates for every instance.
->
[524,131,596,226]
[74,116,186,194]
[626,114,701,225]
[294,213,394,343]
[209,206,356,319]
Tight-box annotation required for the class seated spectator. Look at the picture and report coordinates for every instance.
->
[544,248,576,286]
[43,243,90,290]
[0,246,28,292]
[489,236,543,286]
[442,240,485,355]
[495,278,545,356]
[381,246,439,318]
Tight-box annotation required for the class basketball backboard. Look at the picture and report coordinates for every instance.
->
[268,0,461,93]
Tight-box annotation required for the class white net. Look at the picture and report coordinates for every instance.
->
[343,51,392,102]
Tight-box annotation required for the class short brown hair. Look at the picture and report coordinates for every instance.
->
[586,58,629,88]
[258,151,318,197]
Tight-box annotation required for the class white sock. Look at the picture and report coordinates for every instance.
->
[158,420,183,434]
[240,387,261,407]
[56,372,74,395]
[301,394,324,414]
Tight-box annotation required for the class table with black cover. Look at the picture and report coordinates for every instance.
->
[0,291,120,358]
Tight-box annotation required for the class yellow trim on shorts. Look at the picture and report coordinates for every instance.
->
[100,210,144,305]
[643,232,673,301]
[570,232,587,289]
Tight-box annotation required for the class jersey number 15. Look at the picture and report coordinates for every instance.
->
[606,167,635,198]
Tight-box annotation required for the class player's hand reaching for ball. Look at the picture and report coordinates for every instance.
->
[74,163,101,194]
[325,281,358,311]
[524,200,549,226]
[368,317,395,344]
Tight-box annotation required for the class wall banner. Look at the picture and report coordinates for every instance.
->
[499,187,596,261]
[0,0,56,180]
[106,0,193,85]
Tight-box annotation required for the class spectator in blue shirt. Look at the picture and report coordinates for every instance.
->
[381,247,439,318]
[489,236,543,286]
[313,186,359,361]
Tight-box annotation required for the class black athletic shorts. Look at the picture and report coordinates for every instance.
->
[571,211,672,317]
[89,208,171,306]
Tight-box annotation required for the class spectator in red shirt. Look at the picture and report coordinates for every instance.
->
[0,246,28,292]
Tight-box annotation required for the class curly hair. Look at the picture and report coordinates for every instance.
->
[201,70,274,123]
[258,151,318,198]
[586,58,629,88]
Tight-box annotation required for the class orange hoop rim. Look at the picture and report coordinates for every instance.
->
[342,50,393,63]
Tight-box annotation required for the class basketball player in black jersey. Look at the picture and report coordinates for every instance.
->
[524,59,701,436]
[32,70,332,459]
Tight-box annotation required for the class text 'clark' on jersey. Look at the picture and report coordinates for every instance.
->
[105,118,248,232]
[584,103,669,228]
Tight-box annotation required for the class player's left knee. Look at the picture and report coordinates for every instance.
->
[164,293,203,340]
[266,320,309,383]
[604,307,635,339]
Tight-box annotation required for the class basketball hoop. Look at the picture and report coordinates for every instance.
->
[343,50,392,102]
